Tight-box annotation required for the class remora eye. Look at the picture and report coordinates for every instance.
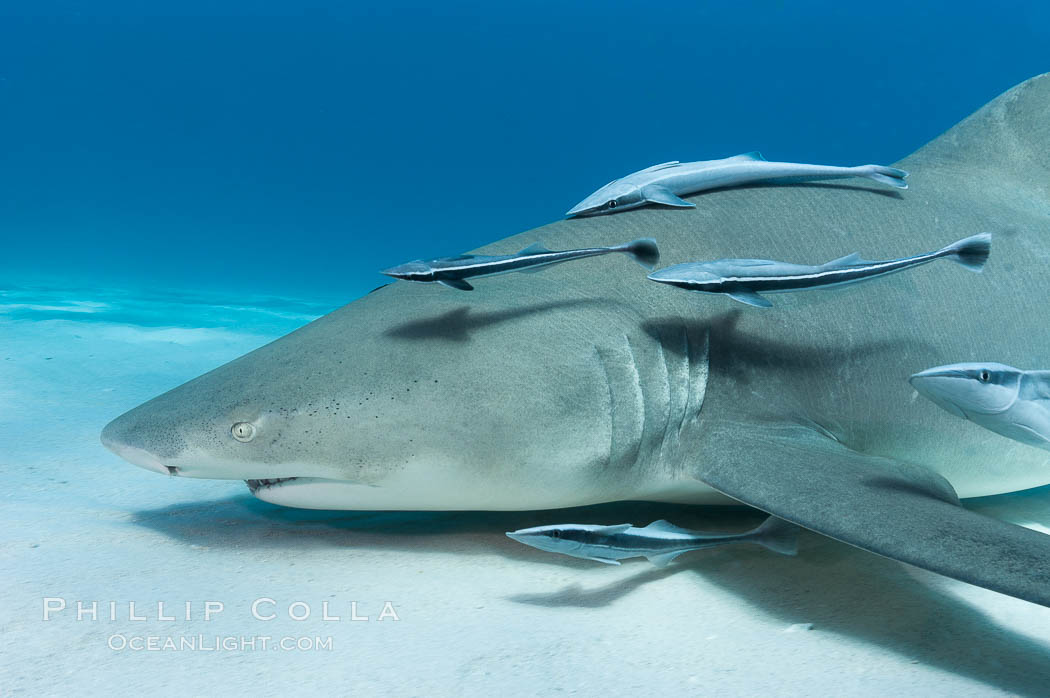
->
[979,371,990,382]
[231,422,256,442]
[550,530,561,539]
[608,200,617,208]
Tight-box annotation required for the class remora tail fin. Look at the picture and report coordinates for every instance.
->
[748,516,799,556]
[617,238,661,270]
[940,233,992,272]
[859,165,909,189]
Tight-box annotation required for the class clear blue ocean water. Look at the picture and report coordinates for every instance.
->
[2,1,1048,299]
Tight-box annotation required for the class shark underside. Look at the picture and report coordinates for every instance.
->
[102,74,1050,607]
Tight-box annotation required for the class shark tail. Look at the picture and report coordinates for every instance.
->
[618,238,661,270]
[749,515,799,556]
[941,232,992,272]
[860,164,909,189]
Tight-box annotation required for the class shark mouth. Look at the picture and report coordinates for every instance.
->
[243,476,388,510]
[245,477,300,494]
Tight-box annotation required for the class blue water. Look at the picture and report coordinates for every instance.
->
[1,1,1048,299]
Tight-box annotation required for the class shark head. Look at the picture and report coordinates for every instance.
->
[909,362,1023,419]
[566,179,645,217]
[101,291,634,511]
[380,260,435,282]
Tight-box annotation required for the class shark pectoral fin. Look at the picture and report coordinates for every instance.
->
[726,291,773,308]
[691,424,1050,608]
[438,279,474,291]
[640,185,695,209]
[586,556,622,566]
[646,550,688,567]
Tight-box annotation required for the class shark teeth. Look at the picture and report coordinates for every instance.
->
[245,477,299,494]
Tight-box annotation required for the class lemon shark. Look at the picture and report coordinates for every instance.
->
[103,73,1050,607]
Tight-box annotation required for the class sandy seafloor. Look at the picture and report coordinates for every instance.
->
[4,282,1050,697]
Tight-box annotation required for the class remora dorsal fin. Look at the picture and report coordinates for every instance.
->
[825,252,867,267]
[724,151,766,162]
[517,242,552,256]
[642,519,694,535]
[594,523,632,535]
[635,160,681,174]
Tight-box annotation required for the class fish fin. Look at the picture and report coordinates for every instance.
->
[635,160,681,174]
[641,519,694,535]
[725,151,766,162]
[517,242,552,256]
[438,279,474,291]
[688,421,1050,608]
[860,165,909,189]
[617,238,661,270]
[941,232,992,272]
[647,550,688,567]
[726,291,773,308]
[640,185,695,209]
[748,516,800,556]
[824,252,867,266]
[729,259,778,267]
[585,556,622,566]
[594,524,633,535]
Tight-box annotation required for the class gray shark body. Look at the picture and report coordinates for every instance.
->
[566,152,908,217]
[103,74,1050,607]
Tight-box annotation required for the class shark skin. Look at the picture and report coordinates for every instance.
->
[102,74,1050,606]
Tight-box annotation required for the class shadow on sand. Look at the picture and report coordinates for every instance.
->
[129,490,1050,696]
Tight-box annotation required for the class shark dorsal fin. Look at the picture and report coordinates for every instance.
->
[642,520,694,535]
[636,160,681,174]
[725,151,766,162]
[517,242,552,256]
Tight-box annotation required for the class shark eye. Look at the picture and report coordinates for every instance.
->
[550,530,561,539]
[231,422,256,442]
[979,371,990,382]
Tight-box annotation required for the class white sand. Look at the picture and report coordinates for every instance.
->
[3,283,1050,696]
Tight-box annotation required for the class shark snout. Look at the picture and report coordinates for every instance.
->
[101,419,174,475]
